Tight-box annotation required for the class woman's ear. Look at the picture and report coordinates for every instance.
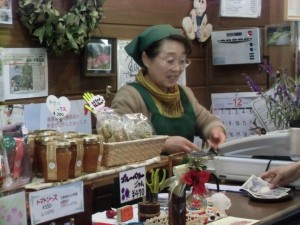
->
[141,52,149,68]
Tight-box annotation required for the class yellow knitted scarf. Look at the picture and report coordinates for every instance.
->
[136,71,183,117]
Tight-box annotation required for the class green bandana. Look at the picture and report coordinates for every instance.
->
[125,24,182,67]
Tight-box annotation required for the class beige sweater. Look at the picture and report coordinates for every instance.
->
[111,84,226,140]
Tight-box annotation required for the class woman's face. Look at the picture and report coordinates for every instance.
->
[142,40,187,92]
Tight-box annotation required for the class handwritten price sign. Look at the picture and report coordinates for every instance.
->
[46,95,71,119]
[119,167,146,204]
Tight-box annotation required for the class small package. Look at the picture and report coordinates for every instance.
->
[117,205,134,222]
[0,123,32,190]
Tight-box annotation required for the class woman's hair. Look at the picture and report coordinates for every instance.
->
[141,35,192,73]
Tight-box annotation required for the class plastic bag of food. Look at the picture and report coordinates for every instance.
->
[96,111,155,142]
[0,123,32,190]
[122,113,155,140]
[96,111,126,142]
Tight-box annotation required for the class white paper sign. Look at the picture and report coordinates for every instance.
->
[46,95,71,119]
[29,181,84,225]
[0,191,27,225]
[220,0,261,18]
[24,99,92,133]
[119,167,146,204]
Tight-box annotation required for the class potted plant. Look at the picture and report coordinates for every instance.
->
[138,168,166,222]
[245,63,300,129]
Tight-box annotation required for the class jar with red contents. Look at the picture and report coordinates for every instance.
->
[82,135,102,173]
[33,130,61,176]
[66,137,84,178]
[41,140,71,182]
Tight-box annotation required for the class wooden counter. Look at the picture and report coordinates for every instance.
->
[225,190,300,224]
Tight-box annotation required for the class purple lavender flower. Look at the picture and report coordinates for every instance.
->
[245,63,300,129]
[244,74,262,94]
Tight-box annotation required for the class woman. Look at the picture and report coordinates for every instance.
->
[111,24,226,154]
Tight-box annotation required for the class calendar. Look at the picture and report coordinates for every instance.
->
[211,92,258,141]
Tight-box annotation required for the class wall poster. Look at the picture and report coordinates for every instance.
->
[0,48,48,101]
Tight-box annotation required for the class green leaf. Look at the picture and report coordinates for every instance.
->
[33,26,46,43]
[18,0,104,56]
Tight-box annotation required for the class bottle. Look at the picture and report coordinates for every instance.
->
[41,140,71,182]
[82,135,101,173]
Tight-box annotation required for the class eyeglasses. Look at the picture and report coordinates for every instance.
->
[158,56,191,69]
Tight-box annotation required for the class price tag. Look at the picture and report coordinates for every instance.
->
[119,167,146,204]
[46,95,71,119]
[29,181,84,225]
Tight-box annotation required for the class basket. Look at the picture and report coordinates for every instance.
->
[102,135,168,167]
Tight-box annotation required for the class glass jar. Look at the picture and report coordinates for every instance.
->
[34,134,63,176]
[33,130,61,174]
[41,140,71,182]
[66,138,84,178]
[82,135,102,173]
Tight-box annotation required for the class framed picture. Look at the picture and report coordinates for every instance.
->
[0,48,48,101]
[266,24,291,46]
[83,37,117,77]
[284,0,300,21]
[0,0,13,26]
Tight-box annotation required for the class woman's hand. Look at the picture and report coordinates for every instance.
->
[260,161,300,188]
[207,126,226,149]
[162,136,198,154]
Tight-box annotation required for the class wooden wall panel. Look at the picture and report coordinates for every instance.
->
[186,59,206,87]
[101,0,192,27]
[190,87,209,108]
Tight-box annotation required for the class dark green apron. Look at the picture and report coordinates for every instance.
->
[129,82,196,142]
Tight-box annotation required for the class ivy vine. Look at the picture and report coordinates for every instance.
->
[18,0,104,56]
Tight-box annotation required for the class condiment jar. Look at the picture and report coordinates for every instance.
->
[41,140,71,182]
[34,135,63,176]
[82,135,102,173]
[66,138,84,178]
[33,130,61,174]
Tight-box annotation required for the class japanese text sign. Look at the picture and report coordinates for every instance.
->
[119,167,146,204]
[46,95,71,119]
[29,181,84,225]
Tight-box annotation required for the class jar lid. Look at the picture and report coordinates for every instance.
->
[83,134,99,143]
[66,137,82,144]
[62,132,80,139]
[34,129,60,136]
[48,140,71,148]
[39,135,64,144]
